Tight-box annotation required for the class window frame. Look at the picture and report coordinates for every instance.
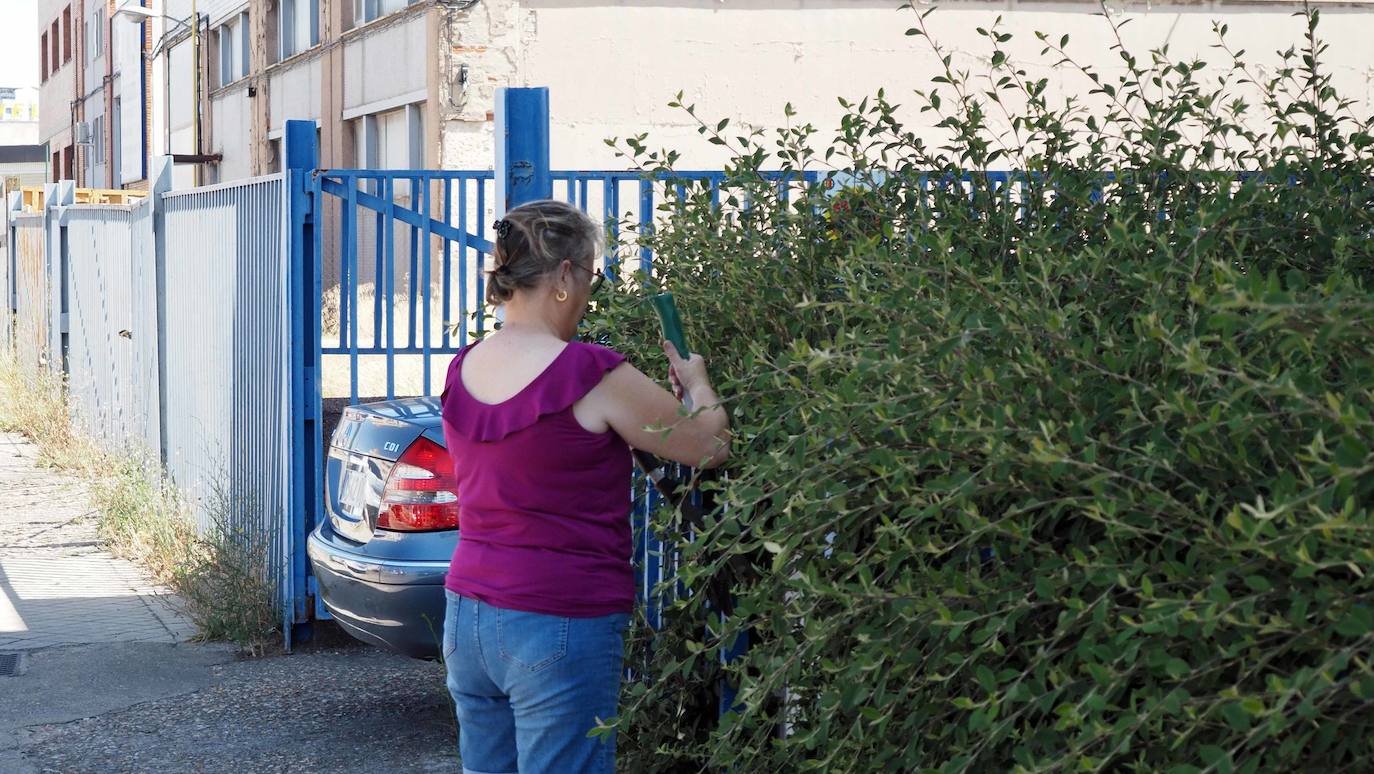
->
[353,0,416,28]
[218,21,232,87]
[280,0,320,60]
[240,11,250,75]
[92,7,104,60]
[215,12,251,88]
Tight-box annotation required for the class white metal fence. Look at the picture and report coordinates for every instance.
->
[4,169,298,632]
[161,175,290,593]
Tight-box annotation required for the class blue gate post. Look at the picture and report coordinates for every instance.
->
[283,119,323,652]
[494,87,552,212]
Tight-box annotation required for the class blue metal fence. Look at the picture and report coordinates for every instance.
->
[315,167,823,404]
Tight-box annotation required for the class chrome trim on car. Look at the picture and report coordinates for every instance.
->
[306,530,449,586]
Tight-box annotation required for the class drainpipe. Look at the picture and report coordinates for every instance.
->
[191,0,201,186]
[106,1,115,188]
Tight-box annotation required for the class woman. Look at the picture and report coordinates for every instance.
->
[440,199,731,774]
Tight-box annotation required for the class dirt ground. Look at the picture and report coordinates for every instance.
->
[10,629,459,774]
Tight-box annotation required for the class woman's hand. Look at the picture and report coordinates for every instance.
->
[664,340,709,403]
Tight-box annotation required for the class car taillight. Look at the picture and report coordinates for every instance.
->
[377,437,460,532]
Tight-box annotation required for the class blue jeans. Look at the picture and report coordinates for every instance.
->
[442,590,629,774]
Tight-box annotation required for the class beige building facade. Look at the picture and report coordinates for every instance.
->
[103,0,1374,187]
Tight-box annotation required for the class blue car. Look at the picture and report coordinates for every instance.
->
[307,398,458,659]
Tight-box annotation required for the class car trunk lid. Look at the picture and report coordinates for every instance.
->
[327,398,444,544]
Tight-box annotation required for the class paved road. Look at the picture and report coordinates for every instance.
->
[0,433,458,773]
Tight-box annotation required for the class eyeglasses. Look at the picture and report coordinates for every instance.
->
[571,263,605,294]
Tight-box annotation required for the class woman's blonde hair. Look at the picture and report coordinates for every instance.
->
[487,200,603,306]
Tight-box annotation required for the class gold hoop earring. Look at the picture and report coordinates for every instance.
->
[556,289,569,302]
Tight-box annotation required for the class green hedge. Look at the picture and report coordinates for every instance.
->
[587,7,1374,771]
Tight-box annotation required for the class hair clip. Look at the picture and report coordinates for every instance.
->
[493,218,513,239]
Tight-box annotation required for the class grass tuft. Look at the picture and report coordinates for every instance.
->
[0,356,278,653]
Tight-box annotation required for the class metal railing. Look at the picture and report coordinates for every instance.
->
[161,174,292,624]
[5,167,309,643]
[317,168,823,405]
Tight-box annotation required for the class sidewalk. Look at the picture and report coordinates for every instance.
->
[0,430,456,773]
[0,432,197,651]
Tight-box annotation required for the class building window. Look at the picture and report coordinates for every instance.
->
[354,0,414,27]
[62,146,74,181]
[51,150,59,182]
[93,115,105,166]
[216,12,250,88]
[280,0,318,60]
[41,32,48,81]
[63,6,72,64]
[241,11,251,77]
[89,7,103,61]
[51,20,59,73]
[354,105,424,171]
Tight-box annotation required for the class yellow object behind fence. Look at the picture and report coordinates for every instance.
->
[18,186,148,212]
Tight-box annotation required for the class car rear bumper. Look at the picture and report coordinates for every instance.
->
[307,523,451,660]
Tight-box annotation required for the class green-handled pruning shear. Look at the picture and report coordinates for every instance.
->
[630,293,736,615]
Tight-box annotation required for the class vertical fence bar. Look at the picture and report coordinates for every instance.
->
[283,120,321,651]
[476,182,485,335]
[420,177,433,395]
[638,179,653,277]
[603,177,617,280]
[384,176,396,400]
[339,179,352,352]
[459,177,469,347]
[346,180,360,404]
[407,176,420,350]
[441,179,452,350]
[151,164,171,465]
[373,188,384,351]
[45,181,73,376]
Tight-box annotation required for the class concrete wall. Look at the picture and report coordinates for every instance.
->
[268,55,325,136]
[341,13,429,119]
[111,3,149,187]
[210,90,254,182]
[437,0,1374,170]
[0,123,41,146]
[166,35,199,189]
